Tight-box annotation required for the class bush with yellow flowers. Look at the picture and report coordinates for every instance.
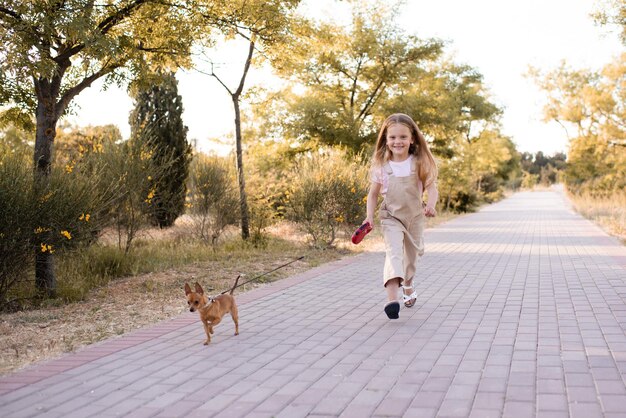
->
[0,145,110,310]
[95,135,175,253]
[286,150,369,247]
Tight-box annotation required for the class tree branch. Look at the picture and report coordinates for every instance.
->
[98,0,149,35]
[358,77,385,121]
[210,63,234,96]
[234,36,255,97]
[55,63,120,118]
[55,0,150,63]
[349,56,363,110]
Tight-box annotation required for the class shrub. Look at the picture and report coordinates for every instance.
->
[287,151,369,247]
[522,172,539,189]
[187,154,239,245]
[0,147,111,309]
[98,138,175,253]
[244,140,298,246]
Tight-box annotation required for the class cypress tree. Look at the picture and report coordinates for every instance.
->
[129,72,192,228]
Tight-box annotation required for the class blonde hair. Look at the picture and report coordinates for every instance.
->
[372,113,438,187]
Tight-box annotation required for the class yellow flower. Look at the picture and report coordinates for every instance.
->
[362,195,368,204]
[351,187,356,193]
[40,243,54,253]
[39,192,54,203]
[145,188,156,203]
[65,161,75,173]
[60,230,72,240]
[79,213,90,222]
[335,215,344,223]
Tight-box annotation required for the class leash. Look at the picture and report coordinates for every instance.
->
[219,255,305,295]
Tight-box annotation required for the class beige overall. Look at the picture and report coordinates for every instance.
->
[380,160,425,286]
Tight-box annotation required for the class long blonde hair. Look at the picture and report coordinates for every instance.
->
[372,113,438,187]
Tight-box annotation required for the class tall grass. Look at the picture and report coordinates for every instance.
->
[5,229,348,309]
[567,190,626,243]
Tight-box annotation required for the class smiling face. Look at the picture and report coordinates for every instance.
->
[385,123,414,161]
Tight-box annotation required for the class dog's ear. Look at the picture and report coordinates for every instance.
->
[194,282,204,295]
[184,283,192,295]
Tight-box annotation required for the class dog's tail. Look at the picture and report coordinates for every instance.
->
[229,274,241,295]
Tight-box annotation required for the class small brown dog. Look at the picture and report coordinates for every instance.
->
[184,278,239,345]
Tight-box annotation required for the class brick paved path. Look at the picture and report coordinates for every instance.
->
[1,190,625,418]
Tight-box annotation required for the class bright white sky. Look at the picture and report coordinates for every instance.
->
[70,0,623,156]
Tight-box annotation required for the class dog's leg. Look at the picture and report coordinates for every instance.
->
[202,321,212,345]
[231,303,239,336]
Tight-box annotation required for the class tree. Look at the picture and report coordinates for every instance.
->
[196,0,301,239]
[531,55,626,193]
[129,72,192,228]
[384,61,502,159]
[0,1,195,294]
[268,3,442,152]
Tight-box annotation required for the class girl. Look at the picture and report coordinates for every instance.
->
[364,113,438,319]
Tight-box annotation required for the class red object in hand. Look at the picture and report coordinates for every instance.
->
[351,222,373,244]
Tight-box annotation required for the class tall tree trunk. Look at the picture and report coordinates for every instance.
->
[209,36,255,240]
[33,87,59,295]
[232,97,250,240]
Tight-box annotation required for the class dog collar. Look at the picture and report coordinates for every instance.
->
[199,299,214,310]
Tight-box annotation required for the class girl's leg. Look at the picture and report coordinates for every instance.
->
[383,277,401,319]
[385,277,401,302]
[403,217,424,307]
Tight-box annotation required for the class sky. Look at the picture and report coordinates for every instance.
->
[69,0,624,156]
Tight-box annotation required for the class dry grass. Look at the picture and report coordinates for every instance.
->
[0,214,455,377]
[567,190,626,244]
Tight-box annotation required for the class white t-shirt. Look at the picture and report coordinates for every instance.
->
[371,156,417,194]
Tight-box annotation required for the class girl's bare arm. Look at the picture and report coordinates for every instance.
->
[365,182,381,226]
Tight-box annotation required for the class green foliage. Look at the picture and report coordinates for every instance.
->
[0,1,195,117]
[522,172,539,189]
[97,137,175,253]
[384,62,502,159]
[532,55,626,194]
[0,124,33,154]
[0,150,37,308]
[286,151,369,247]
[129,72,192,228]
[520,151,565,187]
[436,131,520,212]
[244,140,298,245]
[267,3,443,151]
[0,147,111,309]
[566,134,625,194]
[187,154,239,245]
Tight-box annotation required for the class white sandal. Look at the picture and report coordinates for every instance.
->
[402,284,417,308]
